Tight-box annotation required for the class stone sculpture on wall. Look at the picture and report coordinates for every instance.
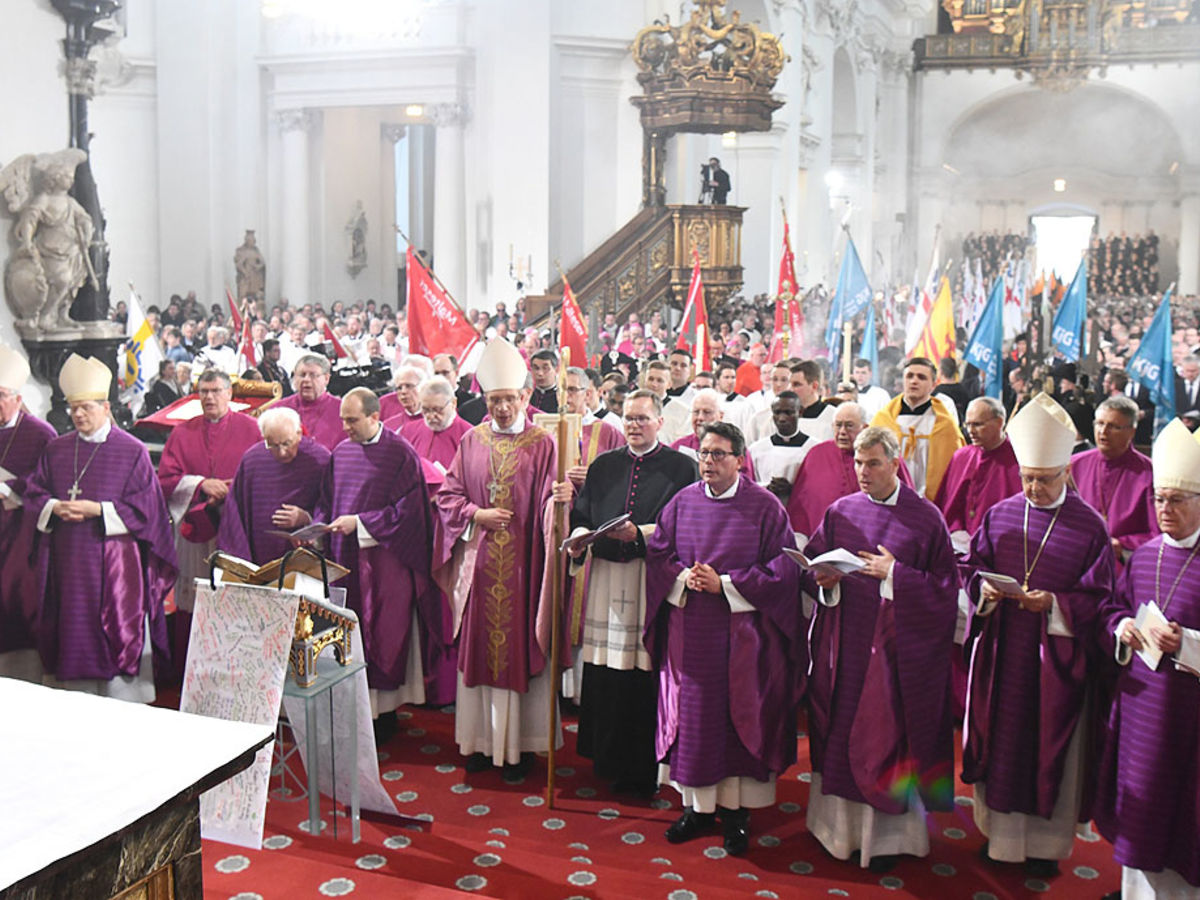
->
[234,229,266,302]
[0,148,101,335]
[345,201,367,278]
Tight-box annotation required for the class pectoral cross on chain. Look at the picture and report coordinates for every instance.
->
[487,480,501,504]
[67,482,82,501]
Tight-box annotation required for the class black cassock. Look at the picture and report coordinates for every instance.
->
[570,443,698,791]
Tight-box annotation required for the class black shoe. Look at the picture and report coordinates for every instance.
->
[464,752,492,773]
[978,841,998,865]
[664,810,716,844]
[1025,857,1060,879]
[372,711,398,744]
[868,854,898,874]
[502,752,533,782]
[718,807,750,856]
[611,778,659,800]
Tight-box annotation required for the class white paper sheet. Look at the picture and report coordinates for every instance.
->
[181,582,299,849]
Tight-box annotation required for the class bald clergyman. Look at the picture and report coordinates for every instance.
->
[217,406,331,565]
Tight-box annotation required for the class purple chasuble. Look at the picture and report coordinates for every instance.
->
[399,415,472,473]
[24,428,177,680]
[786,441,914,537]
[324,428,437,692]
[644,476,801,786]
[803,485,959,813]
[934,438,1021,536]
[0,412,57,652]
[217,436,331,564]
[1094,536,1200,886]
[434,420,557,692]
[157,411,262,542]
[580,419,626,460]
[1070,447,1157,553]
[277,392,347,451]
[961,491,1114,818]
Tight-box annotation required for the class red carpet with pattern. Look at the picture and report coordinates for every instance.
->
[201,705,1120,899]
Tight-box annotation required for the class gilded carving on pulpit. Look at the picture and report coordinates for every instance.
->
[0,148,98,330]
[346,201,367,278]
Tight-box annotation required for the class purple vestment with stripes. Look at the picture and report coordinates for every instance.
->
[277,392,346,451]
[1094,536,1200,886]
[961,490,1114,818]
[324,427,439,692]
[217,436,330,564]
[1070,447,1157,555]
[644,475,802,787]
[24,428,177,680]
[804,485,960,814]
[0,411,56,653]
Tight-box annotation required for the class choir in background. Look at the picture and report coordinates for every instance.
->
[0,332,1198,899]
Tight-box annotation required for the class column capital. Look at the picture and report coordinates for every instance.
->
[275,108,319,133]
[380,122,407,144]
[429,102,470,127]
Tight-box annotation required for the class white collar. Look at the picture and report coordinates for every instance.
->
[1,410,19,429]
[777,423,801,440]
[867,482,901,506]
[490,411,526,435]
[581,410,597,426]
[79,420,112,443]
[1027,485,1068,510]
[629,440,659,459]
[362,424,383,445]
[1163,525,1200,549]
[704,477,739,500]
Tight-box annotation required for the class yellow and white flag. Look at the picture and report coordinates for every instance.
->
[124,285,164,415]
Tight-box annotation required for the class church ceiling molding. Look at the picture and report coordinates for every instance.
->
[940,82,1185,182]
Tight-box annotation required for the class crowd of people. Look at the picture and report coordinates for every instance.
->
[2,286,1199,896]
[960,230,1031,283]
[1089,230,1160,297]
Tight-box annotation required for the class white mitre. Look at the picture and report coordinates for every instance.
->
[1007,392,1075,469]
[0,345,30,392]
[475,338,529,393]
[1152,418,1200,495]
[59,353,112,403]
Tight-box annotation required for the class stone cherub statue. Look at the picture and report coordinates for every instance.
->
[1,148,99,332]
[234,229,266,302]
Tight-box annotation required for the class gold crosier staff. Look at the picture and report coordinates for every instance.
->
[546,283,572,808]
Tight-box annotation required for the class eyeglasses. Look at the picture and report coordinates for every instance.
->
[420,404,450,416]
[697,449,733,461]
[623,415,654,426]
[1094,421,1133,432]
[964,419,995,429]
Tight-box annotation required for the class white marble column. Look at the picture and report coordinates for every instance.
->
[1179,191,1200,295]
[432,103,468,300]
[276,109,317,304]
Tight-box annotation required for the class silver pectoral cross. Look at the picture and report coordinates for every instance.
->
[67,482,82,501]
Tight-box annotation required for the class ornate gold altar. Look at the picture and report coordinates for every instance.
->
[919,0,1200,89]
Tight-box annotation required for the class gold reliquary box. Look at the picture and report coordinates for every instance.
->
[207,548,356,687]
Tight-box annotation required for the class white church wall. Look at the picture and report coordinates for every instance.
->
[913,64,1200,291]
[0,1,72,413]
